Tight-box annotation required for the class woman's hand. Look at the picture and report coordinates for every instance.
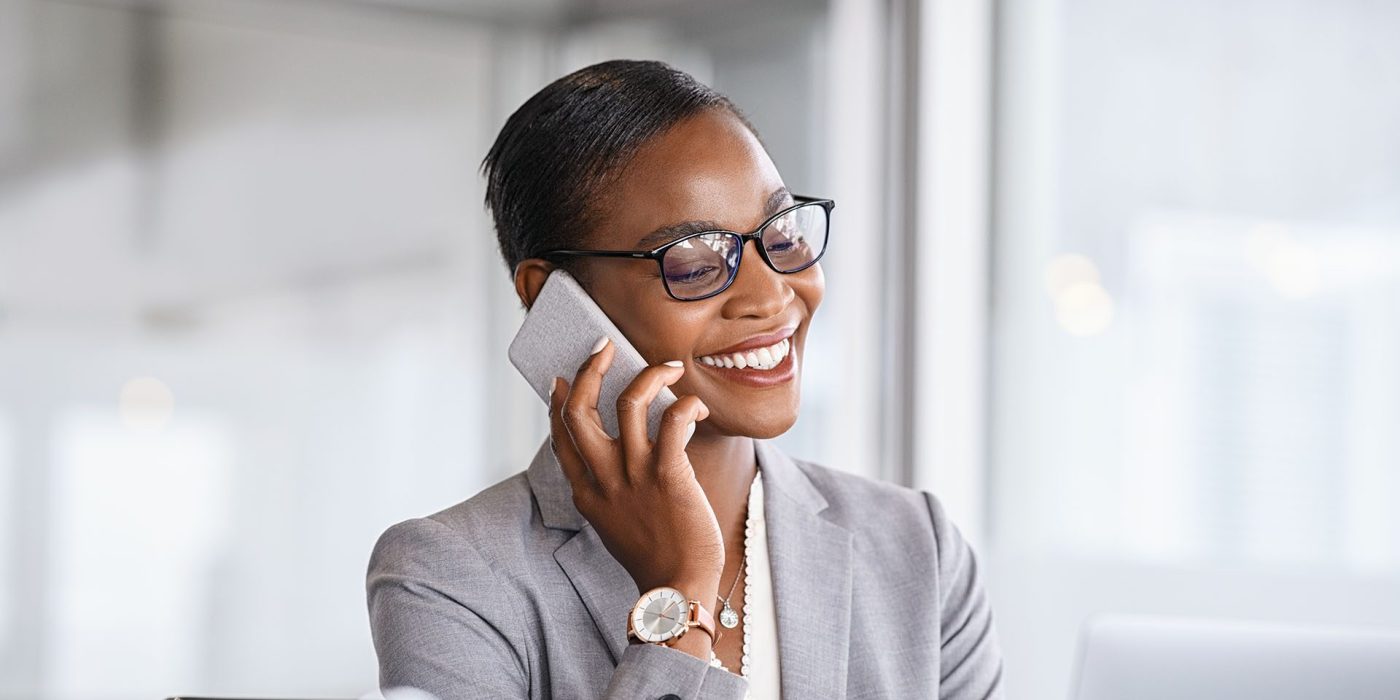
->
[549,336,724,600]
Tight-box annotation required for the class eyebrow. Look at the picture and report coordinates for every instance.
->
[634,187,793,249]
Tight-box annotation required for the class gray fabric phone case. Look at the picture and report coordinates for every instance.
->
[508,269,677,441]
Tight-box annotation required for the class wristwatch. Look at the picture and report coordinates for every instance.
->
[627,586,717,646]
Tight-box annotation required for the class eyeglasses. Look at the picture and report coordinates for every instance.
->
[540,195,834,301]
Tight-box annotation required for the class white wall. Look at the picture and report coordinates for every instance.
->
[2,2,503,695]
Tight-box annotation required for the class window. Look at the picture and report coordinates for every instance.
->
[0,414,10,648]
[991,0,1400,694]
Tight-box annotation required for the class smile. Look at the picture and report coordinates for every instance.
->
[693,334,798,389]
[696,337,790,370]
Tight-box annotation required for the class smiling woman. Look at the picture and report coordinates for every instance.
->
[365,59,1005,700]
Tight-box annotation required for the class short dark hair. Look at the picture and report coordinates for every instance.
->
[480,59,762,286]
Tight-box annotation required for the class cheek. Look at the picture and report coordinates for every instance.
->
[621,302,712,366]
[589,269,702,363]
[796,264,825,316]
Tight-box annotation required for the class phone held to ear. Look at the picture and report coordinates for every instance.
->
[508,269,678,442]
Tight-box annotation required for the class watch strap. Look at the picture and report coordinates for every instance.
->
[684,599,717,643]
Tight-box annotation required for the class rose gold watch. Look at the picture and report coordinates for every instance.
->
[627,586,717,646]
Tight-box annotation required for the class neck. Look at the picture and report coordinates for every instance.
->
[685,427,758,549]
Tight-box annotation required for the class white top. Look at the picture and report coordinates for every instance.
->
[744,469,782,699]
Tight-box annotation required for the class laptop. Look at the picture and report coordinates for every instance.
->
[1072,614,1400,700]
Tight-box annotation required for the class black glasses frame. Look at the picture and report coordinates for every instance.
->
[540,194,835,301]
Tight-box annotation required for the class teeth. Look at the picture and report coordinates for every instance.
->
[697,337,791,371]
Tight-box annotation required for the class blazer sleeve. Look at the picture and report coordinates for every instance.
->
[366,516,751,700]
[923,491,1007,700]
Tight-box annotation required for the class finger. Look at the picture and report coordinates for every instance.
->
[653,394,710,478]
[563,336,622,486]
[616,360,686,480]
[549,376,599,501]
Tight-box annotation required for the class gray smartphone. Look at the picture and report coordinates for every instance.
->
[508,268,677,441]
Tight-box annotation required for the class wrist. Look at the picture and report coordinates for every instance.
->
[667,622,715,661]
[670,574,721,603]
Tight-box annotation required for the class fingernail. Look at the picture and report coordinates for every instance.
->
[663,360,684,368]
[550,376,561,399]
[590,336,610,355]
[683,420,696,446]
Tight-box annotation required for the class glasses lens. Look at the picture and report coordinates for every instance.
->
[661,232,741,299]
[762,203,828,272]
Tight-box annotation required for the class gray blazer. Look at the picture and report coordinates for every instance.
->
[366,436,1005,699]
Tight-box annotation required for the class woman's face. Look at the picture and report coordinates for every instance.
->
[560,108,824,440]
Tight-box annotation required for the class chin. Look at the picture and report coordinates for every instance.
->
[713,394,801,439]
[746,416,797,440]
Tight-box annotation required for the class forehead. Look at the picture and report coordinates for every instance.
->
[588,109,784,247]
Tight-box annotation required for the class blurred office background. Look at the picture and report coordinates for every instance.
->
[0,0,1396,697]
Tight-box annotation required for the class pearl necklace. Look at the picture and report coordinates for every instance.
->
[709,470,759,682]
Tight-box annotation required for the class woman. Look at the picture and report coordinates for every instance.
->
[366,59,1005,700]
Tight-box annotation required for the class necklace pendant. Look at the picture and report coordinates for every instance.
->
[719,600,740,628]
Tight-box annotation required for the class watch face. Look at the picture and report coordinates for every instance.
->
[631,587,690,643]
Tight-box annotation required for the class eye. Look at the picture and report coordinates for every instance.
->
[666,266,720,283]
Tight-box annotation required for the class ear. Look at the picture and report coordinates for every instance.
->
[513,258,556,311]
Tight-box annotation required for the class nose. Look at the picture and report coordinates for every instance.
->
[719,238,793,319]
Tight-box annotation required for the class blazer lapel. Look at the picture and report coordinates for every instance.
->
[755,439,854,698]
[526,438,636,664]
[526,436,854,694]
[553,524,638,664]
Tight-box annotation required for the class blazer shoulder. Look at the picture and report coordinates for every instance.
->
[369,470,541,573]
[789,457,936,536]
[425,470,538,536]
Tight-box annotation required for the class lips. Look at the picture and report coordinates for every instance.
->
[702,324,798,356]
[697,336,790,370]
[696,337,798,387]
